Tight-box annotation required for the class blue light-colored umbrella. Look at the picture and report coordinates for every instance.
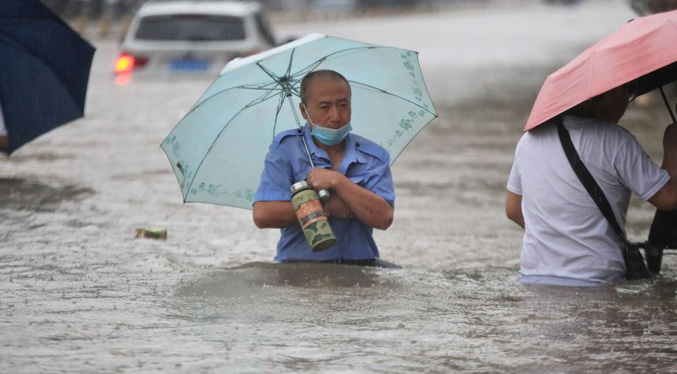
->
[161,33,437,209]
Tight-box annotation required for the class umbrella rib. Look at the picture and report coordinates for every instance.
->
[186,82,283,114]
[282,68,310,97]
[239,82,282,90]
[286,46,403,98]
[272,90,289,138]
[350,81,437,117]
[257,63,290,93]
[284,46,382,80]
[313,46,380,63]
[285,46,296,78]
[253,46,386,97]
[183,90,282,196]
[256,59,302,100]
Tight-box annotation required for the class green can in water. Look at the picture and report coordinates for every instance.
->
[290,181,336,252]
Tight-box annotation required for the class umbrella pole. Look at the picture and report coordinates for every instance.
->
[286,94,315,168]
[286,94,330,201]
[659,87,677,123]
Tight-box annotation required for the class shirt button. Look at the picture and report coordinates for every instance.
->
[356,142,360,147]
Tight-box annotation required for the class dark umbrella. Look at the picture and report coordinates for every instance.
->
[0,0,95,155]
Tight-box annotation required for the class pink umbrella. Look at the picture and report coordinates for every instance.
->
[525,9,677,131]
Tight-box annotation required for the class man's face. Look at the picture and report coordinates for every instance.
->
[598,85,630,124]
[301,77,351,129]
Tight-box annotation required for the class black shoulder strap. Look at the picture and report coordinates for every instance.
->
[555,116,627,244]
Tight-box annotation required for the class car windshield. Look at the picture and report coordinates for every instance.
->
[134,14,246,41]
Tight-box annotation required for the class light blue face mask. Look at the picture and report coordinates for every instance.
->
[304,106,352,146]
[311,123,352,146]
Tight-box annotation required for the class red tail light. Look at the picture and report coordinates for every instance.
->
[114,53,148,74]
[114,53,135,73]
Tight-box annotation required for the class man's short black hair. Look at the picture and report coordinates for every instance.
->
[300,70,351,104]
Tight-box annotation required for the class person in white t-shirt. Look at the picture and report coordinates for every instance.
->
[506,84,677,286]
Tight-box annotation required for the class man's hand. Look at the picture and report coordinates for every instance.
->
[306,167,393,230]
[307,168,353,219]
[649,122,677,211]
[306,168,342,191]
[664,122,677,150]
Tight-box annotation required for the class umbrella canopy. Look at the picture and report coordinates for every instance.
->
[0,0,95,154]
[162,33,437,209]
[525,9,677,131]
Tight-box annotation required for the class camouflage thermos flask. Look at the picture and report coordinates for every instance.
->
[290,181,336,252]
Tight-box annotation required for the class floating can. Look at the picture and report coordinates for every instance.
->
[290,181,336,252]
[135,228,167,240]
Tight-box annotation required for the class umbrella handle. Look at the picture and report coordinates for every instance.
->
[318,189,330,202]
[659,86,677,123]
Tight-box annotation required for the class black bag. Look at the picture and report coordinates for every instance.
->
[623,242,651,280]
[555,117,651,280]
[646,209,677,274]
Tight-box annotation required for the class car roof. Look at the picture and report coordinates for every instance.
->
[136,1,264,17]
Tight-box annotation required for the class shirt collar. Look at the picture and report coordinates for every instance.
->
[343,130,366,165]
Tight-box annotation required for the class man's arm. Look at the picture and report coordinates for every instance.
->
[648,123,677,211]
[252,201,297,229]
[506,190,524,229]
[306,168,393,230]
[252,139,298,229]
[253,188,363,228]
[648,180,677,210]
[322,193,354,219]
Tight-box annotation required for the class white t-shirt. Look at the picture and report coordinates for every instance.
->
[507,116,669,286]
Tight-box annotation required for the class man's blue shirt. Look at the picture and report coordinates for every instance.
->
[254,123,395,262]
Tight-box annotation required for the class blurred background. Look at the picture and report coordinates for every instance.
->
[40,0,677,40]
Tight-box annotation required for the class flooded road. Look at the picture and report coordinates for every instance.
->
[2,1,677,373]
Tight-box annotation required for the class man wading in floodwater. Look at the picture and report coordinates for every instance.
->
[252,70,399,267]
[506,84,677,286]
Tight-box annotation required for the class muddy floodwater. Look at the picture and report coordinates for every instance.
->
[2,2,677,373]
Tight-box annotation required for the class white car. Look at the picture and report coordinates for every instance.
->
[114,1,276,76]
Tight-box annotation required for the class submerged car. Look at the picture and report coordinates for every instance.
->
[114,1,276,76]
